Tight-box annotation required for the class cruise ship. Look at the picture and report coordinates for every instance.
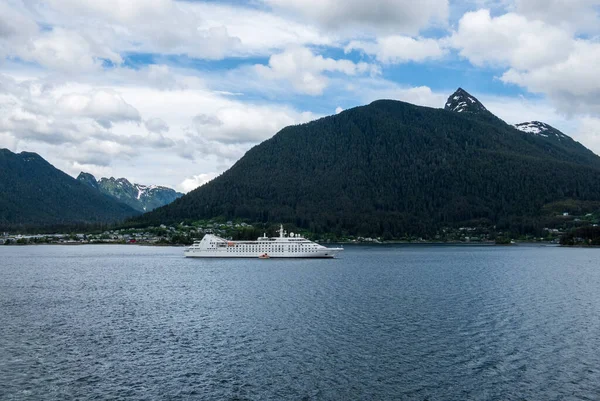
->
[184,225,343,258]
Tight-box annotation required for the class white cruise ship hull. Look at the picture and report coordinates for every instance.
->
[184,248,342,258]
[184,227,342,258]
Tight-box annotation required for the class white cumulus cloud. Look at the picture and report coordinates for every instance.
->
[450,9,600,115]
[180,172,220,193]
[19,28,123,72]
[263,0,449,34]
[145,117,169,134]
[514,0,600,33]
[450,9,573,70]
[501,40,600,114]
[191,104,316,144]
[346,36,446,64]
[47,0,175,23]
[57,89,141,128]
[255,47,379,95]
[0,1,37,41]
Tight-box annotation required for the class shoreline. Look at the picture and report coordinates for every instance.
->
[0,241,556,248]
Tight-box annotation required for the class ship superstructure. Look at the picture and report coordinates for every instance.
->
[184,225,343,258]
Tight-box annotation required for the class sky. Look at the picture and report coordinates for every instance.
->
[1,0,600,192]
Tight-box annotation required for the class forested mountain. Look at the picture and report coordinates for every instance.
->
[77,173,182,212]
[0,149,139,230]
[131,88,600,237]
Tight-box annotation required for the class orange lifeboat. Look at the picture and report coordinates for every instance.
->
[258,253,270,259]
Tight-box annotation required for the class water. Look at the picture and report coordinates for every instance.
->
[1,244,599,400]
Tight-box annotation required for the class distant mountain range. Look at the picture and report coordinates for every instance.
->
[0,149,182,231]
[0,149,139,231]
[132,88,600,237]
[77,173,182,213]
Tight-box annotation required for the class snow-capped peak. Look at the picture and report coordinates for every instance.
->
[444,88,488,114]
[514,121,568,140]
[135,184,160,200]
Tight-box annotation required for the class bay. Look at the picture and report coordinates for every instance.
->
[1,244,599,400]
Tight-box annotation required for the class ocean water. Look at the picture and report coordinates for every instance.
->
[1,244,599,400]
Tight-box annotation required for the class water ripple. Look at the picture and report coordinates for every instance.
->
[1,244,600,400]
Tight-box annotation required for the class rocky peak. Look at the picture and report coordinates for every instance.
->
[444,88,489,114]
[116,177,132,186]
[77,172,99,189]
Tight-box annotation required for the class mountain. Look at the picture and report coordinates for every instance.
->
[77,173,183,212]
[444,87,490,115]
[131,88,600,237]
[512,121,598,162]
[0,149,139,230]
[444,87,508,127]
[77,172,99,190]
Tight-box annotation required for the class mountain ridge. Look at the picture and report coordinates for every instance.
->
[131,88,600,237]
[0,149,139,230]
[77,172,183,212]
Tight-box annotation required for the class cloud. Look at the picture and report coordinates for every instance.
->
[193,114,223,127]
[335,107,343,114]
[0,108,80,145]
[57,89,141,128]
[70,162,114,180]
[501,41,600,114]
[450,9,600,115]
[10,27,123,73]
[574,116,600,155]
[145,117,169,133]
[514,0,600,33]
[346,36,446,64]
[357,81,447,108]
[6,0,244,66]
[33,0,327,63]
[65,141,137,167]
[450,10,573,70]
[96,64,185,91]
[47,0,175,23]
[263,0,449,34]
[0,74,149,155]
[191,104,316,144]
[0,1,37,40]
[0,66,322,189]
[179,172,220,193]
[2,0,599,192]
[255,47,379,95]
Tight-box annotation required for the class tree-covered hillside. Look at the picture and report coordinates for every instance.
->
[0,149,139,231]
[132,89,600,237]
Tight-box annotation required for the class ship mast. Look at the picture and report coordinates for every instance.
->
[279,224,284,238]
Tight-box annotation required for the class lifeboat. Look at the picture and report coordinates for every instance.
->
[258,253,270,259]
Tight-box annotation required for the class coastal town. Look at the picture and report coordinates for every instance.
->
[4,216,596,246]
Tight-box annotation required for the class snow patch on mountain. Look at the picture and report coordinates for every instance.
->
[77,172,183,212]
[514,121,567,140]
[135,184,159,200]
